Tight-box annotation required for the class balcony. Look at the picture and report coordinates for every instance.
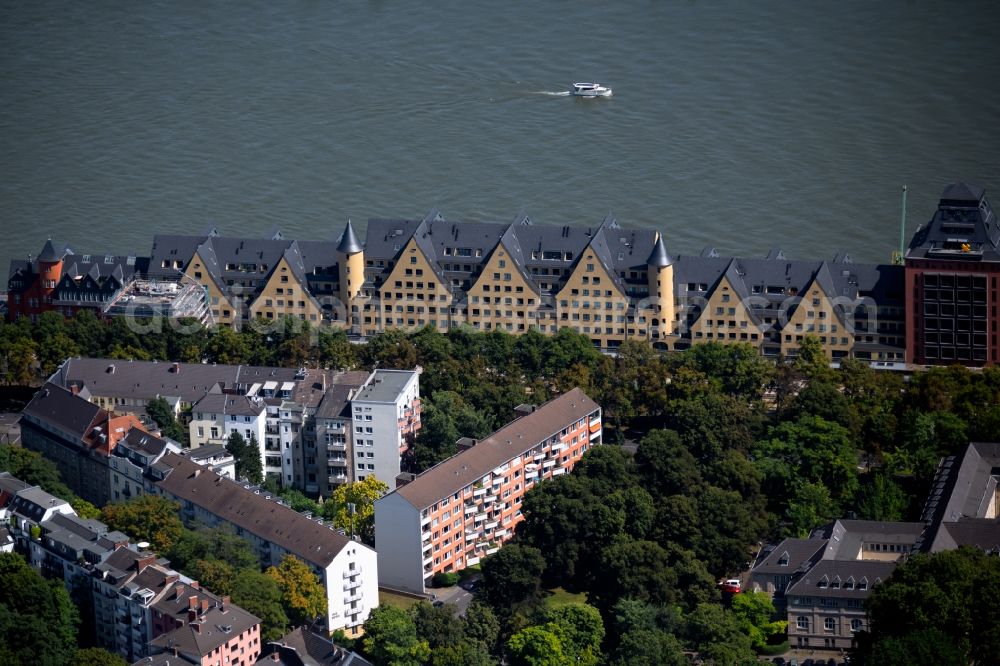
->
[343,568,362,579]
[472,487,487,497]
[484,521,499,530]
[421,514,431,527]
[343,593,362,604]
[344,579,361,591]
[328,474,348,483]
[421,529,431,542]
[464,504,477,514]
[541,460,556,468]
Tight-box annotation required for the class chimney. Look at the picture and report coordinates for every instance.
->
[172,362,180,374]
[70,384,80,395]
[200,599,209,614]
[188,595,198,610]
[221,596,229,613]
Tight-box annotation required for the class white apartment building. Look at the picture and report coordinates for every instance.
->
[350,369,422,487]
[375,388,601,593]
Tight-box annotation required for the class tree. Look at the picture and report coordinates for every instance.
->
[0,552,80,666]
[145,396,188,445]
[362,605,431,666]
[612,629,686,666]
[463,601,500,649]
[71,498,101,519]
[410,601,464,649]
[231,569,289,641]
[243,434,264,484]
[0,443,75,500]
[430,639,495,666]
[71,647,128,666]
[858,546,1000,665]
[226,432,249,480]
[166,526,258,573]
[265,555,328,627]
[854,472,909,522]
[730,590,785,649]
[506,625,570,666]
[478,544,546,622]
[591,540,676,613]
[325,475,389,544]
[539,603,605,666]
[683,603,755,664]
[100,495,184,552]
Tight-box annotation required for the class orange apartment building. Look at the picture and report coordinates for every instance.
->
[373,388,601,593]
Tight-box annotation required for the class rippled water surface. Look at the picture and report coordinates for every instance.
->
[2,0,999,271]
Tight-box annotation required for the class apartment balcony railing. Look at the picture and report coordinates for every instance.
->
[343,593,362,604]
[344,580,362,591]
[343,568,362,579]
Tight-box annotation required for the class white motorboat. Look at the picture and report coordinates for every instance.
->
[570,82,612,97]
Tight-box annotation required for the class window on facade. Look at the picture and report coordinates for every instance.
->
[797,617,809,631]
[824,618,836,633]
[851,619,863,632]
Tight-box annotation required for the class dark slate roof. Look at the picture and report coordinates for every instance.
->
[0,472,31,503]
[20,383,102,441]
[118,428,170,458]
[148,234,207,279]
[192,393,267,417]
[393,388,599,509]
[919,441,1000,553]
[182,443,231,461]
[150,589,260,658]
[155,453,358,567]
[646,236,673,267]
[257,627,374,666]
[907,182,1000,262]
[785,559,897,599]
[934,518,1000,552]
[751,537,825,575]
[9,487,71,524]
[37,239,63,263]
[53,358,301,405]
[337,221,364,254]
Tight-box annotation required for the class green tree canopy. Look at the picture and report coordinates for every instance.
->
[506,625,569,666]
[265,555,328,627]
[0,552,80,666]
[362,605,431,666]
[100,495,184,552]
[858,546,1000,665]
[324,475,389,545]
[70,647,128,666]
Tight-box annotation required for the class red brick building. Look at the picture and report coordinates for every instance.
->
[905,182,1000,366]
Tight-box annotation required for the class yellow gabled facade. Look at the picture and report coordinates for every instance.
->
[778,278,854,358]
[185,250,238,325]
[369,238,452,334]
[248,256,324,324]
[555,247,631,347]
[686,275,766,346]
[465,242,541,333]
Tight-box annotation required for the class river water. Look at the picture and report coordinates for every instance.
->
[2,0,999,273]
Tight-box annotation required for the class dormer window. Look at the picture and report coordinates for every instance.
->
[845,577,855,590]
[859,577,868,590]
[831,576,841,589]
[778,551,789,566]
[818,575,829,589]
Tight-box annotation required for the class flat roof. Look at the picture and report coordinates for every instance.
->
[353,370,416,403]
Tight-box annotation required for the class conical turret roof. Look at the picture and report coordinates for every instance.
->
[37,239,62,263]
[337,220,363,254]
[646,236,673,268]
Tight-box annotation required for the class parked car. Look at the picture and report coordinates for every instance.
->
[719,578,741,594]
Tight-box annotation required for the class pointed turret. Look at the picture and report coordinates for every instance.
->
[646,234,675,332]
[646,236,673,268]
[337,220,364,255]
[37,239,62,263]
[337,220,366,313]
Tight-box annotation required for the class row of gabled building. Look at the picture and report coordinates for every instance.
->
[0,471,370,666]
[748,441,1000,652]
[9,182,1000,365]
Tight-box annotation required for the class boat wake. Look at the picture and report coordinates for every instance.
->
[534,91,571,96]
